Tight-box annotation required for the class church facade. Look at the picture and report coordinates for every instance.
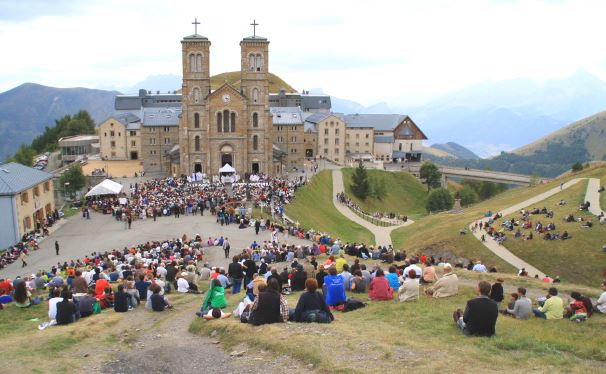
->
[178,32,274,176]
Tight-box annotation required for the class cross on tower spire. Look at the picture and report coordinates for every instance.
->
[250,19,259,37]
[192,17,200,35]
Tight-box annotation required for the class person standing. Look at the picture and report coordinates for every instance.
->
[255,219,261,235]
[20,251,28,267]
[55,240,60,256]
[127,215,132,230]
[223,238,231,259]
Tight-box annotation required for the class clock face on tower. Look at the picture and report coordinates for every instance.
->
[222,94,231,103]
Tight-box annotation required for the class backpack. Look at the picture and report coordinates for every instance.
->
[343,298,367,313]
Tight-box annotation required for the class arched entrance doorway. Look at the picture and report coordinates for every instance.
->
[220,144,234,167]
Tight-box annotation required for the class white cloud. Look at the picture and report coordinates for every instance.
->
[1,0,606,105]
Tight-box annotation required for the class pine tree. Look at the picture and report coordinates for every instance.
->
[351,161,370,199]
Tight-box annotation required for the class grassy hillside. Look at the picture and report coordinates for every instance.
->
[341,168,428,219]
[498,179,605,286]
[210,71,296,93]
[429,142,480,159]
[514,110,606,160]
[192,277,606,373]
[285,170,375,244]
[391,166,606,280]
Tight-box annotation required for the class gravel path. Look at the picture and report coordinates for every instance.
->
[331,169,414,246]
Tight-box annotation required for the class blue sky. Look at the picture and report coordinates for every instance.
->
[1,0,605,106]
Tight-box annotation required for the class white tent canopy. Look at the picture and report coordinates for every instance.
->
[85,179,123,197]
[219,164,236,173]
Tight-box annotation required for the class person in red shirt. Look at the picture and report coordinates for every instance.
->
[0,279,14,296]
[368,269,394,301]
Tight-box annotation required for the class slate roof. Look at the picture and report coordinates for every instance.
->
[242,35,268,41]
[374,136,395,143]
[343,114,407,131]
[0,162,53,196]
[270,107,304,125]
[183,34,209,41]
[142,107,181,126]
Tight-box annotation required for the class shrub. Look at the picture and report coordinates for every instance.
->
[426,188,454,212]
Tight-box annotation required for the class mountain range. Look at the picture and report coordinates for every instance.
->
[1,70,605,173]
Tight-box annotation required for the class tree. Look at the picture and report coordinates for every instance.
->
[571,162,583,172]
[458,185,478,206]
[60,164,86,195]
[351,161,370,199]
[419,161,442,191]
[31,110,96,153]
[7,144,35,166]
[426,188,454,212]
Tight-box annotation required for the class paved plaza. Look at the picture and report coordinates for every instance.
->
[1,210,311,280]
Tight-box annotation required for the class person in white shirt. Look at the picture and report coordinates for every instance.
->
[596,280,606,314]
[472,261,487,273]
[403,263,423,280]
[47,289,63,320]
[176,273,190,293]
[156,264,167,279]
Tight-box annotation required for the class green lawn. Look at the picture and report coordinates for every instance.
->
[600,174,606,212]
[191,279,606,373]
[285,170,375,244]
[341,168,428,219]
[391,166,606,277]
[498,179,606,286]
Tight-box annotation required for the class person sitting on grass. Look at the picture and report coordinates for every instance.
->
[199,279,227,316]
[203,307,232,320]
[533,287,563,320]
[504,287,532,320]
[422,260,438,284]
[293,278,334,323]
[385,266,400,291]
[368,268,394,301]
[565,291,590,322]
[324,266,346,309]
[398,269,419,302]
[150,285,172,312]
[453,281,498,337]
[13,281,41,308]
[56,290,79,325]
[350,270,366,294]
[114,284,130,313]
[248,278,289,326]
[425,263,458,298]
[75,289,98,318]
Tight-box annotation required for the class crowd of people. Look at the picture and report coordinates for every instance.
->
[336,192,408,223]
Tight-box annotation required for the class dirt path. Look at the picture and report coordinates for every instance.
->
[331,169,414,246]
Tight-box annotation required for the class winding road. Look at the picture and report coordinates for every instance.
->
[471,178,603,278]
[331,169,414,246]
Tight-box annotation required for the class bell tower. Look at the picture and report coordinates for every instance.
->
[180,18,211,175]
[240,20,271,174]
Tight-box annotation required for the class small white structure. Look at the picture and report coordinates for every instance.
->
[85,179,123,197]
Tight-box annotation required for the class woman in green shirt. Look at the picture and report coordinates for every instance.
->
[13,282,41,308]
[199,279,227,315]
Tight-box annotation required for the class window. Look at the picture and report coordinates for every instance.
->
[253,135,258,151]
[252,88,259,103]
[335,128,339,135]
[356,133,360,139]
[365,142,369,146]
[43,181,51,192]
[252,112,258,127]
[291,136,296,142]
[249,54,255,71]
[196,54,202,72]
[193,88,200,103]
[324,129,328,135]
[24,216,31,230]
[118,132,121,137]
[217,112,222,132]
[111,151,116,157]
[194,136,200,151]
[335,148,339,154]
[223,110,229,132]
[346,134,350,139]
[131,140,136,147]
[323,148,328,155]
[324,138,328,145]
[164,127,170,132]
[130,131,136,136]
[189,53,196,72]
[335,138,339,145]
[356,142,359,146]
[164,137,171,145]
[104,132,107,137]
[110,141,116,148]
[346,142,350,147]
[230,112,236,132]
[34,186,40,197]
[255,54,263,71]
[110,130,115,137]
[365,134,369,139]
[194,113,200,128]
[150,138,156,145]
